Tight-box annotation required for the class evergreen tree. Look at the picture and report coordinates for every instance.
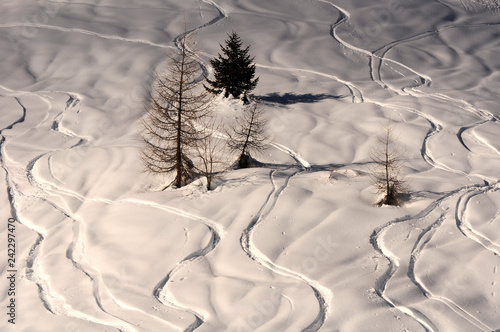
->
[205,31,259,103]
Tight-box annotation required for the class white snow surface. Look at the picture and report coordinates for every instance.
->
[1,0,500,331]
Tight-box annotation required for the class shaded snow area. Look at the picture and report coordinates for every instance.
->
[2,0,500,331]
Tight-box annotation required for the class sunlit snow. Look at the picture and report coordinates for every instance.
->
[1,0,500,331]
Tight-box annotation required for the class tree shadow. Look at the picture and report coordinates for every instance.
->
[258,92,347,105]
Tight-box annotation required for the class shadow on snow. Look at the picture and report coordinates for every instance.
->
[258,92,347,105]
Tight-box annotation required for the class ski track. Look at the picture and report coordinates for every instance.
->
[313,3,445,326]
[20,75,217,332]
[50,96,184,332]
[367,15,500,331]
[173,0,228,81]
[0,93,139,331]
[456,181,500,256]
[3,0,500,331]
[26,91,220,331]
[240,168,332,332]
[169,3,331,329]
[13,2,228,330]
[2,2,228,330]
[0,22,174,50]
[408,212,494,332]
[370,181,497,332]
[310,1,500,330]
[118,197,225,332]
[29,96,224,330]
[318,0,433,93]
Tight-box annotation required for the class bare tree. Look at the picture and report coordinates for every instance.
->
[195,118,228,190]
[140,30,212,189]
[370,121,408,206]
[227,101,269,168]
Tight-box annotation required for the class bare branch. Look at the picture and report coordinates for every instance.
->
[227,101,269,168]
[369,120,408,206]
[140,26,213,189]
[194,117,229,190]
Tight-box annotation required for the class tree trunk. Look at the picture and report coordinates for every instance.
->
[175,39,186,188]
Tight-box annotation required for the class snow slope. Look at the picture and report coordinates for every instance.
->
[1,0,500,331]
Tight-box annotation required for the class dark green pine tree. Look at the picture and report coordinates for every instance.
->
[205,31,259,103]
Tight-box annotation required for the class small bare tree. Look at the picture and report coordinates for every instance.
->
[370,121,408,206]
[195,118,228,190]
[227,102,269,168]
[141,30,212,189]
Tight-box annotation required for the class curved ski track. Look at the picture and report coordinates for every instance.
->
[0,22,175,50]
[240,168,332,332]
[3,0,500,331]
[0,93,143,331]
[314,1,500,330]
[168,3,333,330]
[24,90,227,331]
[30,94,226,330]
[170,1,500,330]
[1,2,323,331]
[366,16,500,332]
[0,2,229,331]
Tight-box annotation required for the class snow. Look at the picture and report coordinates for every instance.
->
[1,0,500,331]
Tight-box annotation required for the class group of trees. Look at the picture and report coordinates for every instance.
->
[140,31,266,190]
[141,29,407,205]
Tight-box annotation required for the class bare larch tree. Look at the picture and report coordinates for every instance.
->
[195,118,228,190]
[370,121,408,206]
[141,31,212,189]
[228,102,269,168]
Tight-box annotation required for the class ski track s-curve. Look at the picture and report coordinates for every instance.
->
[240,169,332,332]
[117,197,225,332]
[22,93,161,331]
[0,94,139,331]
[31,105,223,330]
[13,2,228,329]
[456,181,500,256]
[315,2,500,329]
[0,1,319,331]
[39,93,225,331]
[168,3,333,328]
[408,211,494,332]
